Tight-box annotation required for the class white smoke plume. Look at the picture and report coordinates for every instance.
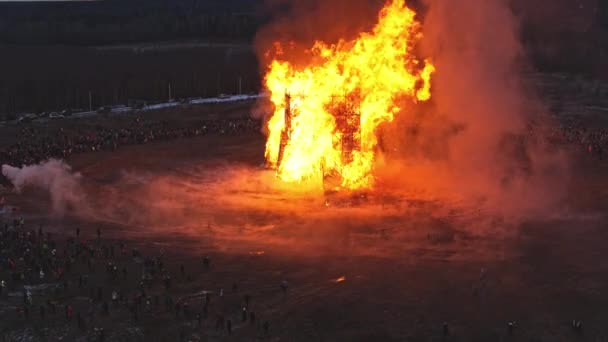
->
[2,159,87,215]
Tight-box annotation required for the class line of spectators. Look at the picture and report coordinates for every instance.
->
[2,115,607,172]
[526,122,607,159]
[0,117,261,168]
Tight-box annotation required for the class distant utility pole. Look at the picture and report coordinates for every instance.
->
[88,91,92,112]
[168,83,172,101]
[238,77,242,95]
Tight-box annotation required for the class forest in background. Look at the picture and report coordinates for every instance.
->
[0,0,606,118]
[0,0,260,46]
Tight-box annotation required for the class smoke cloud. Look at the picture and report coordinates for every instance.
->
[2,159,88,216]
[254,0,571,218]
[404,0,570,216]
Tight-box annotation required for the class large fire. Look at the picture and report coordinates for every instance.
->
[264,0,435,190]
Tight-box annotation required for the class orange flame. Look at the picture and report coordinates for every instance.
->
[264,0,434,190]
[333,276,346,283]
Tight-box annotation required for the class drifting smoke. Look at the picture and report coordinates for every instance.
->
[254,0,570,217]
[405,0,570,215]
[2,159,87,216]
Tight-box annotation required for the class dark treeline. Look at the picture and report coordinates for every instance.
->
[0,45,261,117]
[524,30,608,78]
[0,0,606,118]
[0,0,262,46]
[0,0,265,119]
[512,0,608,78]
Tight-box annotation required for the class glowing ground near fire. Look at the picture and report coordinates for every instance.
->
[0,107,574,264]
[8,134,518,259]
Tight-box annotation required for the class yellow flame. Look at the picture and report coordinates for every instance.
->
[416,61,435,101]
[264,0,434,190]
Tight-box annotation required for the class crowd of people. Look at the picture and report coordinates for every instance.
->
[555,124,607,159]
[0,219,276,341]
[503,119,608,162]
[2,114,607,172]
[524,121,608,159]
[0,116,265,338]
[0,116,261,169]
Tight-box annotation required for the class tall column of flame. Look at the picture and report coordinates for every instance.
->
[264,0,435,190]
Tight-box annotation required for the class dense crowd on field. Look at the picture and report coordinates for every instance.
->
[0,116,261,168]
[555,124,607,158]
[2,114,607,170]
[524,121,607,159]
[0,220,277,341]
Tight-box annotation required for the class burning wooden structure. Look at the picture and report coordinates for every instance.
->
[263,0,435,190]
[276,93,362,187]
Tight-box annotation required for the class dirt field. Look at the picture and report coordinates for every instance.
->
[2,124,608,341]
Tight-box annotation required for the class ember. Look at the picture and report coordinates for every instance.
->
[264,0,434,190]
[333,276,346,283]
